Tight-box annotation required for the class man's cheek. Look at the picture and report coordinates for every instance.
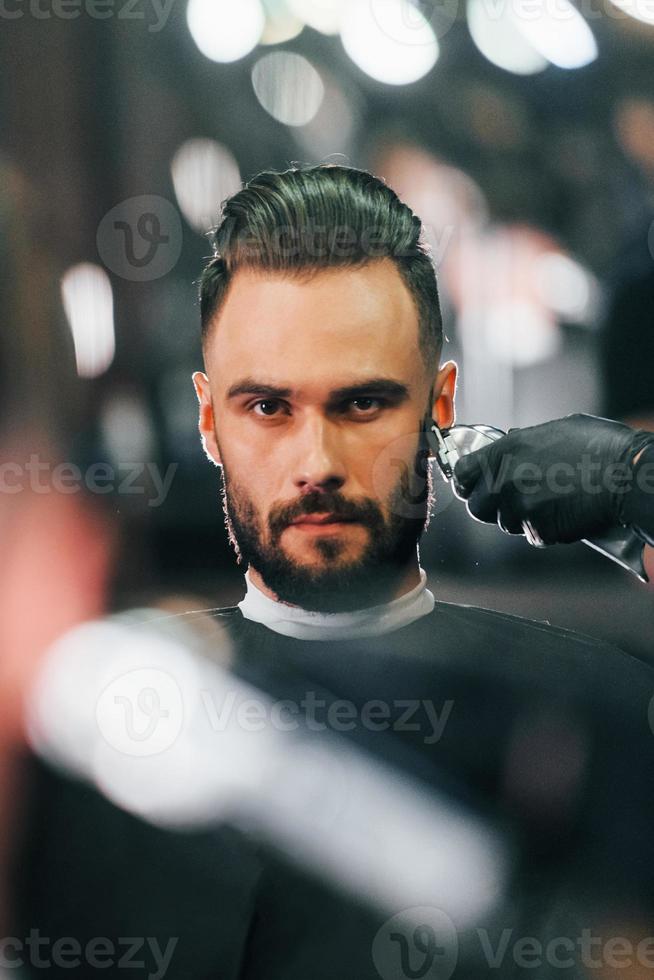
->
[370,434,422,500]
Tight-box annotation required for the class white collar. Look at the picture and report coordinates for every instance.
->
[237,567,435,641]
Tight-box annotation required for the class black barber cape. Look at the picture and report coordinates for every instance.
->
[14,600,654,979]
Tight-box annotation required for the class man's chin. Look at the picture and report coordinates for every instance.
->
[281,538,365,566]
[279,544,366,579]
[255,553,406,613]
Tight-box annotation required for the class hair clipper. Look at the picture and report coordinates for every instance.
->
[429,423,648,583]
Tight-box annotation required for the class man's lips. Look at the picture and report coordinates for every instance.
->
[289,513,357,526]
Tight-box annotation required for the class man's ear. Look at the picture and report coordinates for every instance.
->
[428,360,457,451]
[192,371,222,466]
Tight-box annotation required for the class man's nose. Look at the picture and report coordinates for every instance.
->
[292,416,347,494]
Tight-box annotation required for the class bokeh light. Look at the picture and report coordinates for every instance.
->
[340,0,439,85]
[534,252,599,324]
[614,97,654,175]
[260,0,304,43]
[443,226,567,367]
[606,0,654,25]
[171,138,242,234]
[61,264,115,379]
[99,392,156,466]
[252,52,325,126]
[514,0,598,70]
[372,142,488,266]
[187,0,265,63]
[467,0,548,75]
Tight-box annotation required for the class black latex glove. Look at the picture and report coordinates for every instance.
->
[452,414,654,545]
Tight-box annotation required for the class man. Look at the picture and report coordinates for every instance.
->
[194,165,654,618]
[187,163,654,949]
[15,165,654,979]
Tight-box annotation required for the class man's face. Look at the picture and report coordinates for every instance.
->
[194,258,456,612]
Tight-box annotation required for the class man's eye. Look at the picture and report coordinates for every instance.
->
[251,399,287,417]
[349,397,383,414]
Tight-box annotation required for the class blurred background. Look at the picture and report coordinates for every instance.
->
[1,0,654,672]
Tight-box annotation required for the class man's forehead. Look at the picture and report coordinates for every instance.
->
[205,260,423,382]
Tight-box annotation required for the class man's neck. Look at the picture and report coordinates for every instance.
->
[238,560,435,640]
[247,561,423,609]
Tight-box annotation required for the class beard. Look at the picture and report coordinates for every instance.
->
[218,434,435,613]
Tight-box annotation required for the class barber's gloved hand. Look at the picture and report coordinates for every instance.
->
[452,414,654,545]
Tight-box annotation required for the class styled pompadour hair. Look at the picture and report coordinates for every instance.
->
[199,164,443,368]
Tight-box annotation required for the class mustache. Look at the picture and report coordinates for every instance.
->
[269,491,383,535]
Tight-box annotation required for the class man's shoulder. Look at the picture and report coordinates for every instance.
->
[425,597,654,705]
[433,597,614,648]
[111,603,244,640]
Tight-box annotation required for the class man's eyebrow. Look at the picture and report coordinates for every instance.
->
[326,379,410,404]
[226,380,293,400]
[225,377,411,402]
